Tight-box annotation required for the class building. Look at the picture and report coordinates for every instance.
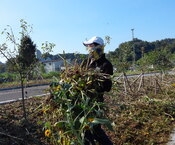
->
[36,49,77,73]
[41,58,70,73]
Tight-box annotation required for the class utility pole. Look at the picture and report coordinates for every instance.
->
[131,28,134,40]
[131,28,135,70]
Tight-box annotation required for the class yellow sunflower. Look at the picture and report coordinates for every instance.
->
[45,129,51,137]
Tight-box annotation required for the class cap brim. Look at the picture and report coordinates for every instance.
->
[83,41,93,46]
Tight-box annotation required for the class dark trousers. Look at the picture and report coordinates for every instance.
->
[84,125,113,145]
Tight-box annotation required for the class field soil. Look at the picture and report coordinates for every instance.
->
[1,74,175,145]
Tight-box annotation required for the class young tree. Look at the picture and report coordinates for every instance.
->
[17,35,38,120]
[0,19,38,120]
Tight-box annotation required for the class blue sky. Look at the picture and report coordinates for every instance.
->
[0,0,175,62]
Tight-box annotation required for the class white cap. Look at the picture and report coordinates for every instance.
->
[83,36,104,46]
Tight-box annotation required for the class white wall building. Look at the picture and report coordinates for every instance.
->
[42,58,71,73]
[36,49,71,73]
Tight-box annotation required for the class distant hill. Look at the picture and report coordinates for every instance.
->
[108,38,175,63]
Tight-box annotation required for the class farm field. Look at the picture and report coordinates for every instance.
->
[0,73,175,145]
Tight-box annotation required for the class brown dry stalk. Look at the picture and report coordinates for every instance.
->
[0,131,23,141]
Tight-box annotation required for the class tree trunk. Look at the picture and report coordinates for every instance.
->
[20,76,27,120]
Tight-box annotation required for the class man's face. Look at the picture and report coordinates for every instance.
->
[86,44,100,60]
[86,44,95,52]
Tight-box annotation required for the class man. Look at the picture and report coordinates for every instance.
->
[82,36,113,145]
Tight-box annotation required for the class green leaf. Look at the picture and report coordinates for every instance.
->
[79,116,85,124]
[44,121,51,128]
[54,121,66,129]
[92,118,114,131]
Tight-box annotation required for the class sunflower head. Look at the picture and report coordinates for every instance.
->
[45,129,51,137]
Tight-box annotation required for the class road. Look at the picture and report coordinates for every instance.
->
[0,71,174,104]
[0,85,49,104]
